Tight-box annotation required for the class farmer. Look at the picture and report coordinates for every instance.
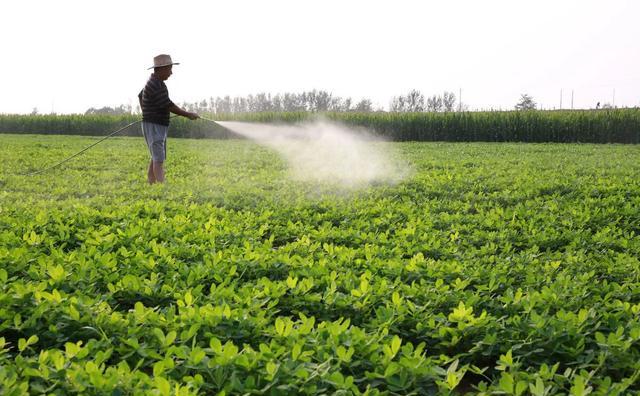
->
[138,54,199,184]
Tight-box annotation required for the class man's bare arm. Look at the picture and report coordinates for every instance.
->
[169,104,199,120]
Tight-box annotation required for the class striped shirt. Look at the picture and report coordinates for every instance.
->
[138,75,174,126]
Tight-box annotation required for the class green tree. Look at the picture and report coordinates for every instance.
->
[515,94,537,110]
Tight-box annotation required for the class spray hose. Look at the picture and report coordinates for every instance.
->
[17,116,220,176]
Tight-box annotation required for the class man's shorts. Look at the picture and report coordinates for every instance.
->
[142,122,168,162]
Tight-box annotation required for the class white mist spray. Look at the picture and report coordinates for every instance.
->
[216,120,409,188]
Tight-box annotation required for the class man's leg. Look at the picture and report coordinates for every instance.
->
[152,161,165,183]
[152,128,167,183]
[147,160,156,184]
[144,122,167,184]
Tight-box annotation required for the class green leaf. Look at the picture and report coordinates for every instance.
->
[329,371,344,386]
[392,291,402,306]
[516,380,528,396]
[275,318,285,336]
[51,352,65,370]
[18,338,27,352]
[19,335,39,352]
[184,290,193,306]
[529,378,546,396]
[449,301,474,322]
[570,375,592,396]
[165,331,177,346]
[286,276,298,288]
[155,376,171,396]
[384,362,400,378]
[499,372,514,394]
[65,341,81,359]
[68,304,80,321]
[295,368,309,379]
[360,278,369,293]
[153,361,165,376]
[153,328,165,346]
[336,345,354,362]
[390,335,402,357]
[28,335,39,346]
[48,264,65,282]
[496,349,514,371]
[266,361,278,377]
[190,347,206,364]
[222,341,238,360]
[210,337,222,353]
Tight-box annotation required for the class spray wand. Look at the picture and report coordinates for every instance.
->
[198,115,222,126]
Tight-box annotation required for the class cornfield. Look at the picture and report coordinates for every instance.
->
[0,109,639,143]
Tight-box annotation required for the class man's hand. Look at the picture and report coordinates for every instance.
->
[187,112,199,120]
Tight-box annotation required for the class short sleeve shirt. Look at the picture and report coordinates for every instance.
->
[138,75,174,126]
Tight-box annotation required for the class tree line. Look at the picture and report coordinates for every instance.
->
[180,90,466,114]
[81,90,625,116]
[82,90,469,115]
[389,90,462,112]
[180,90,375,114]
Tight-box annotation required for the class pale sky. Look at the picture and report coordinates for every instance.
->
[2,0,638,114]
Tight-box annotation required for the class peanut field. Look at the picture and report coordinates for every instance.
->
[1,134,640,395]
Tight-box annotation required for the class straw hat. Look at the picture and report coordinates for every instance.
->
[148,54,180,70]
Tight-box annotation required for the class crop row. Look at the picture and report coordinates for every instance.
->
[0,109,639,142]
